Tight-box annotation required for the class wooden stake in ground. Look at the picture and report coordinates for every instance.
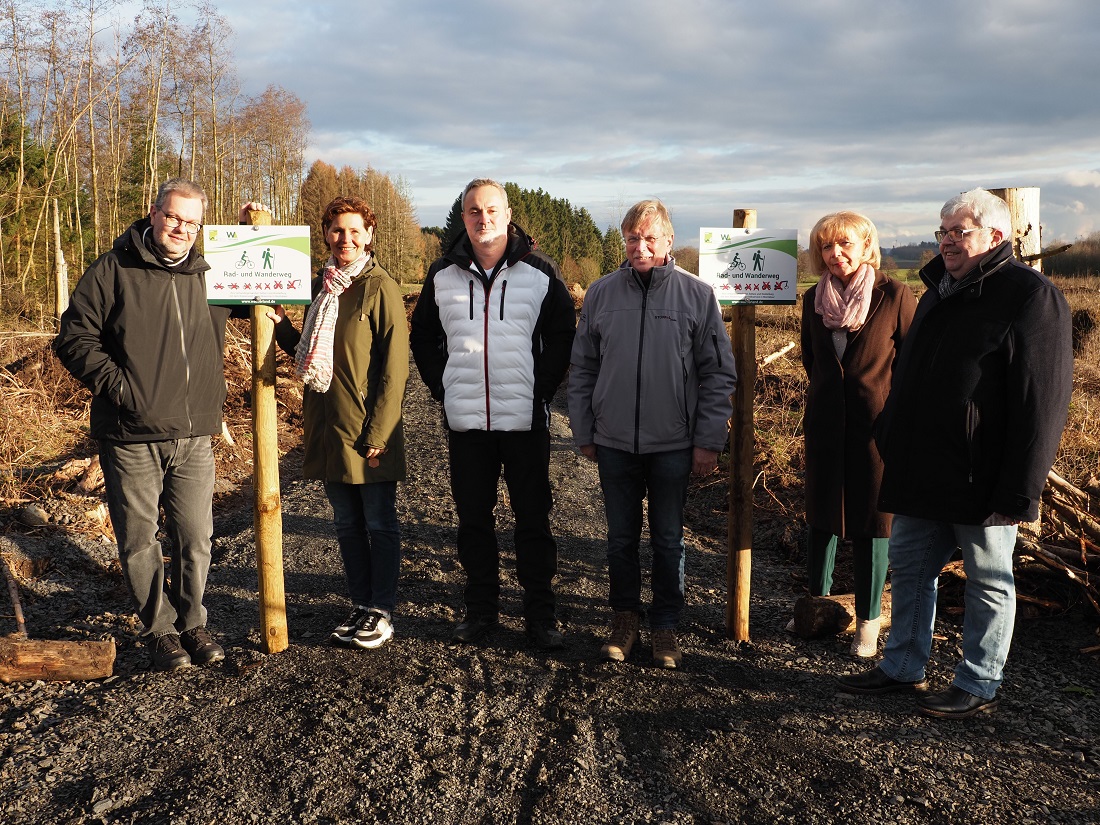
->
[246,208,289,655]
[726,208,756,641]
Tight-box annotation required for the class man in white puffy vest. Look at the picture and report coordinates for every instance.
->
[410,179,576,649]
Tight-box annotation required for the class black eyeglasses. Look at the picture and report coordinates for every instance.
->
[935,227,989,243]
[160,212,203,235]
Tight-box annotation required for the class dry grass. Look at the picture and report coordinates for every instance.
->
[0,317,302,512]
[1,276,1097,523]
[0,329,93,503]
[1055,275,1100,488]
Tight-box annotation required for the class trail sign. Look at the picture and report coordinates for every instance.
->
[204,224,312,305]
[699,227,798,306]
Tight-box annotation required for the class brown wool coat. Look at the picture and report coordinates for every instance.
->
[276,259,409,484]
[801,271,916,538]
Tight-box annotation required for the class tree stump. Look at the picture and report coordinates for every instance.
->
[791,591,892,639]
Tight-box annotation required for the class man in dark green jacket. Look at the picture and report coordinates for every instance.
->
[56,179,229,672]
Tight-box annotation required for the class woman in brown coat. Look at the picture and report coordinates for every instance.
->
[254,196,409,651]
[799,211,915,656]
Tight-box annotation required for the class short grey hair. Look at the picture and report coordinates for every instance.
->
[154,178,208,214]
[461,178,509,209]
[941,189,1011,237]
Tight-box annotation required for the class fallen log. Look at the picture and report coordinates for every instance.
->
[1048,469,1094,507]
[1018,538,1100,615]
[1,539,117,683]
[1045,494,1100,545]
[791,591,892,639]
[0,636,116,684]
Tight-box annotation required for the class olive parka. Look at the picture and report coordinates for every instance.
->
[801,269,916,538]
[275,257,409,484]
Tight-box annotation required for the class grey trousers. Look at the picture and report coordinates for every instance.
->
[99,437,215,636]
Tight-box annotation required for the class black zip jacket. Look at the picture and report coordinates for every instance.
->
[876,241,1073,524]
[55,218,234,442]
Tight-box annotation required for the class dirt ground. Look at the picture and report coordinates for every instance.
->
[1,328,1099,823]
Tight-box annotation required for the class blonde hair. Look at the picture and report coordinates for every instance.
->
[808,211,881,276]
[621,199,674,238]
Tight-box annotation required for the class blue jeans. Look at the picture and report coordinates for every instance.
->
[597,446,692,630]
[324,481,401,617]
[880,514,1018,699]
[99,437,215,636]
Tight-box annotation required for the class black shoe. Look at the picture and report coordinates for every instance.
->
[451,615,498,644]
[837,666,927,695]
[526,620,566,651]
[180,626,225,665]
[917,685,999,719]
[151,633,192,671]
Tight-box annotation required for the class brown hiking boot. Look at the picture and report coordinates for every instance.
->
[652,628,682,669]
[601,611,640,661]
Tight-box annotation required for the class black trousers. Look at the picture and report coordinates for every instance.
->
[447,428,557,624]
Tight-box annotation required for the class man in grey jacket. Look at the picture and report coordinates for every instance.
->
[568,199,736,668]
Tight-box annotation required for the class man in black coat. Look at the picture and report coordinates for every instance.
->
[56,179,230,672]
[838,188,1073,718]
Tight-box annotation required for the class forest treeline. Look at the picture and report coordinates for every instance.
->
[0,0,622,322]
[0,0,312,320]
[3,1,1095,325]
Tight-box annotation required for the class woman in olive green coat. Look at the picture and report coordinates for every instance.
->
[264,196,409,650]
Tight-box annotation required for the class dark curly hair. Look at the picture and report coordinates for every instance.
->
[321,196,377,253]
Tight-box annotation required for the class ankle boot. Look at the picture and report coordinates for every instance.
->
[850,617,881,658]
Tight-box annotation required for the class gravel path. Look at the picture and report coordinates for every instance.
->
[2,362,1099,824]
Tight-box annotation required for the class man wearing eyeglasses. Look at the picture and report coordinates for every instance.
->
[568,199,736,668]
[838,188,1073,718]
[56,178,232,672]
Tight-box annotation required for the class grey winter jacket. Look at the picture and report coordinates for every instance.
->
[568,258,737,454]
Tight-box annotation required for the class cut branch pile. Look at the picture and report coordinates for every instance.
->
[1018,470,1100,626]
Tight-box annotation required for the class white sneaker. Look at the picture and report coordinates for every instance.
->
[850,617,881,658]
[331,605,371,645]
[352,610,394,649]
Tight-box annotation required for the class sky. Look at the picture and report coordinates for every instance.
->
[154,0,1100,248]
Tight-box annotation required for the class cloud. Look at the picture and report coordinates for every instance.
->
[132,0,1100,242]
[1063,171,1100,188]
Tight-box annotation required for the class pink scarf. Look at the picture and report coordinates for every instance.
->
[814,263,875,331]
[294,253,370,392]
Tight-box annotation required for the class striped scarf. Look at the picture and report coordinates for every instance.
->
[294,253,370,392]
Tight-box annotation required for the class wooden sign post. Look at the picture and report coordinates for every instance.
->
[726,208,756,641]
[245,209,289,654]
[990,187,1041,271]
